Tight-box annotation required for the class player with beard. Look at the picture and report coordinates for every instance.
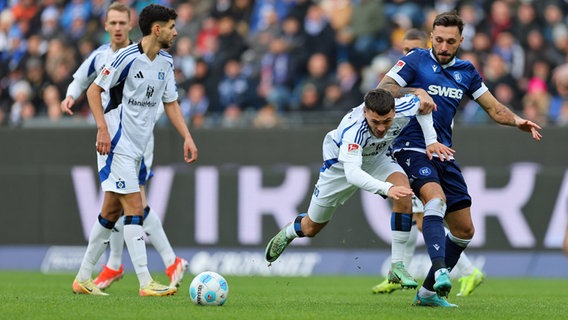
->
[378,12,541,307]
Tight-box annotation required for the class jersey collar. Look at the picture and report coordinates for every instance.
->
[429,48,456,69]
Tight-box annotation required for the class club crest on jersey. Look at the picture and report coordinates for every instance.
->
[116,179,126,189]
[453,71,462,83]
[391,60,405,73]
[158,71,165,80]
[347,144,359,152]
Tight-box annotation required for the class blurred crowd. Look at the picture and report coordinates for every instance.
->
[2,0,568,129]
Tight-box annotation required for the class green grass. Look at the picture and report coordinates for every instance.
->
[1,271,567,320]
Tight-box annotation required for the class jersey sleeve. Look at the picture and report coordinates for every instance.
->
[162,64,178,103]
[339,142,394,196]
[66,51,100,99]
[467,64,489,100]
[396,94,438,146]
[385,51,419,87]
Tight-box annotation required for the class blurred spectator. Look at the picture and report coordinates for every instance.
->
[173,36,197,81]
[492,31,525,80]
[551,63,568,125]
[292,53,334,110]
[513,2,542,48]
[522,77,550,126]
[38,6,62,41]
[42,84,62,122]
[345,0,387,66]
[24,57,49,115]
[384,0,425,28]
[334,61,363,107]
[257,36,297,111]
[457,2,483,52]
[479,0,514,44]
[176,2,201,40]
[303,4,336,64]
[211,16,247,79]
[8,80,34,126]
[179,82,209,129]
[252,103,284,128]
[195,16,219,65]
[217,58,256,113]
[541,2,565,45]
[61,0,91,30]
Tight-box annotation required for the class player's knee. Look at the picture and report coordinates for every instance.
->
[423,198,446,218]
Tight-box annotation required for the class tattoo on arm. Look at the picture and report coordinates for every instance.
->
[377,78,416,98]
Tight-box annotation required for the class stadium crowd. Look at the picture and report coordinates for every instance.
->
[1,0,568,128]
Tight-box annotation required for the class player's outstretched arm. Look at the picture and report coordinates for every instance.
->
[164,100,198,163]
[476,91,542,141]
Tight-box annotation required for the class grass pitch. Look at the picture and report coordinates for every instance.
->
[1,271,567,320]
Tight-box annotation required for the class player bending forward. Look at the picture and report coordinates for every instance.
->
[264,89,454,281]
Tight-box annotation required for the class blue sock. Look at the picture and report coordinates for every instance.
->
[445,234,467,270]
[390,212,412,231]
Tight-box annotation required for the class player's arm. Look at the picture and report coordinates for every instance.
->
[476,91,542,141]
[340,142,412,200]
[164,100,198,164]
[86,82,110,155]
[415,112,455,161]
[61,53,99,115]
[378,76,436,114]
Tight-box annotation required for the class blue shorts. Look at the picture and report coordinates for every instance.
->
[394,150,471,213]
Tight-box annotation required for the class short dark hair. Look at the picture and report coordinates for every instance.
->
[433,11,464,35]
[364,89,395,116]
[403,28,428,42]
[138,4,177,36]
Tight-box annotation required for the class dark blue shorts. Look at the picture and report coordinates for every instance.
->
[394,150,471,213]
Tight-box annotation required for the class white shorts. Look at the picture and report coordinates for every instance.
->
[97,152,141,194]
[139,135,155,185]
[308,154,405,222]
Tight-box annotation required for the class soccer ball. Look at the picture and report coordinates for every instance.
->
[189,271,229,306]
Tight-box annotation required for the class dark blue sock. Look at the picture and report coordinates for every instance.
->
[421,215,446,290]
[445,234,465,270]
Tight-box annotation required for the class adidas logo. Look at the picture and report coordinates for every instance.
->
[134,71,144,79]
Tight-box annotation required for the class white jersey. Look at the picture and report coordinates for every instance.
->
[94,42,178,159]
[319,94,435,197]
[66,44,114,100]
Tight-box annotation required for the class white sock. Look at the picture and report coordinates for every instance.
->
[77,220,112,282]
[124,223,152,287]
[418,286,436,297]
[144,208,176,268]
[106,217,124,270]
[403,225,418,267]
[455,252,475,276]
[391,230,410,264]
[285,223,299,239]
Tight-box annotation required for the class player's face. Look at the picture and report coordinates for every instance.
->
[158,20,178,49]
[364,108,395,139]
[105,10,131,47]
[402,39,426,55]
[430,25,463,65]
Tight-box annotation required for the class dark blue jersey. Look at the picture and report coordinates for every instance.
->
[388,48,488,151]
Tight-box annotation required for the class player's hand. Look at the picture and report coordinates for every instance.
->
[183,137,198,163]
[415,89,437,113]
[60,96,75,115]
[426,142,455,161]
[516,119,542,141]
[95,128,111,155]
[386,186,414,200]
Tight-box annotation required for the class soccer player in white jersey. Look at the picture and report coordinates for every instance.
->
[378,12,541,307]
[264,89,454,274]
[72,4,198,296]
[372,28,486,297]
[63,2,189,291]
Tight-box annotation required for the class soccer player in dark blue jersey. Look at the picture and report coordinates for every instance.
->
[378,12,542,307]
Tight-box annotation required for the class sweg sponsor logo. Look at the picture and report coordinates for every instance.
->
[427,85,463,99]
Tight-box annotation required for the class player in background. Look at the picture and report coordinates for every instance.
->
[372,28,485,297]
[264,89,454,275]
[72,3,197,296]
[62,2,188,291]
[378,12,541,307]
